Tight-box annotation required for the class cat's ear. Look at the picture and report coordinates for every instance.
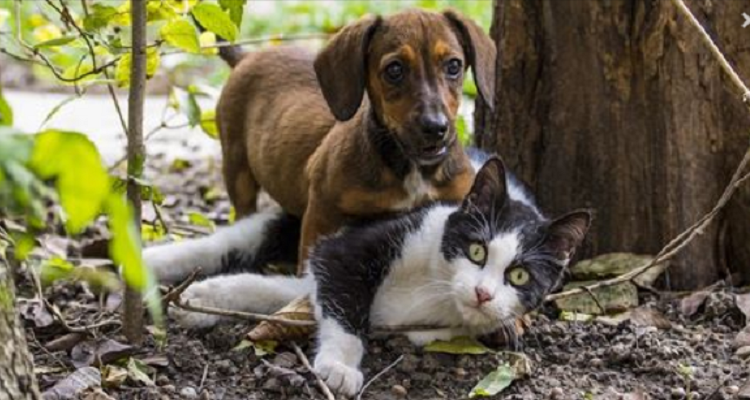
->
[542,210,592,261]
[462,156,508,214]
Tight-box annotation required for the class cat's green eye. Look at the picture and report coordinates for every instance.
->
[468,243,487,264]
[507,267,530,286]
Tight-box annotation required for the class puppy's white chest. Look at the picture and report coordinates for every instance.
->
[393,168,436,210]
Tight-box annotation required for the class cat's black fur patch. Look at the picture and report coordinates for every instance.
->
[220,213,301,275]
[309,209,429,337]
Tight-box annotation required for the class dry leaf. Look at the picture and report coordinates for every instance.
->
[42,367,101,400]
[45,332,87,352]
[71,339,134,368]
[246,295,314,342]
[18,298,55,328]
[680,290,711,317]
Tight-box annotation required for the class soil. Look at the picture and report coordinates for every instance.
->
[14,143,750,400]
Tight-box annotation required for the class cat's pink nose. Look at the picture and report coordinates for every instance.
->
[475,286,493,305]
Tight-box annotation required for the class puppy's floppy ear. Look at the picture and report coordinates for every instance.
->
[443,9,497,109]
[314,14,382,121]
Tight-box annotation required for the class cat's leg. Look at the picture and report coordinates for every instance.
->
[143,210,287,284]
[313,317,365,397]
[171,273,313,329]
[406,327,470,346]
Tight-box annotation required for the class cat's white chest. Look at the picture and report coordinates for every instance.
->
[393,168,437,211]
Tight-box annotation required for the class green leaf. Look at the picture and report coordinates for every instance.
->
[188,212,215,231]
[39,257,75,286]
[218,0,247,28]
[185,92,201,127]
[0,84,13,126]
[469,363,516,398]
[126,358,154,386]
[13,233,36,261]
[30,130,110,234]
[199,110,218,139]
[61,62,96,83]
[191,2,238,42]
[110,177,164,205]
[463,70,478,98]
[142,222,166,242]
[424,336,491,355]
[160,18,200,53]
[456,115,471,147]
[83,4,118,32]
[33,35,76,49]
[115,49,160,87]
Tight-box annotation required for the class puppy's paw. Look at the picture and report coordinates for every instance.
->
[169,283,223,329]
[314,359,363,398]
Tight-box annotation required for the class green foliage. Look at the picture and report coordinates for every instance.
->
[0,85,14,126]
[219,0,247,28]
[192,2,238,42]
[160,19,201,54]
[424,336,491,355]
[469,363,516,398]
[115,49,161,87]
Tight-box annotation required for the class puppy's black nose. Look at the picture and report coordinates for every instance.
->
[420,113,448,139]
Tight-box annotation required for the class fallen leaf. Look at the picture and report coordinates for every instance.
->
[18,298,54,328]
[41,367,101,400]
[71,339,134,368]
[126,358,155,386]
[469,363,516,398]
[629,307,672,330]
[570,253,667,287]
[424,336,491,355]
[555,281,638,315]
[140,355,169,368]
[680,289,711,317]
[736,293,750,322]
[45,332,87,352]
[247,295,314,342]
[80,388,116,400]
[101,365,128,388]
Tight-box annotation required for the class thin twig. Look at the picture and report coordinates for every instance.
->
[159,33,331,56]
[582,286,605,314]
[172,300,317,327]
[292,342,336,400]
[161,267,202,305]
[356,355,404,400]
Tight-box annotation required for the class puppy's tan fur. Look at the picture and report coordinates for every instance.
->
[216,9,496,274]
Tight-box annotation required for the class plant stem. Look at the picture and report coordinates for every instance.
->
[122,0,147,346]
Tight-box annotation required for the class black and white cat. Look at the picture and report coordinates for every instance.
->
[144,152,591,397]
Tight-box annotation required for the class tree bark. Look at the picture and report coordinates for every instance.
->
[0,261,41,400]
[123,0,147,345]
[477,0,750,290]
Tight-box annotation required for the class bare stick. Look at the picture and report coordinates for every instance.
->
[122,0,147,346]
[292,342,336,400]
[172,300,316,327]
[161,267,202,305]
[357,355,404,400]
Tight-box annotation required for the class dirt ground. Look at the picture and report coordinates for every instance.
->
[17,147,750,400]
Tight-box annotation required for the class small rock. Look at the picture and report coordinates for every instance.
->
[550,387,564,399]
[162,385,176,393]
[727,385,740,395]
[215,360,233,374]
[454,367,467,378]
[391,385,408,397]
[156,375,170,386]
[262,378,281,393]
[689,392,700,399]
[200,390,212,400]
[272,352,297,369]
[737,346,750,359]
[547,378,561,388]
[671,387,686,399]
[180,387,198,399]
[590,358,604,367]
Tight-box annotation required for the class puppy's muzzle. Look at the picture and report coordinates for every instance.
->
[416,111,451,165]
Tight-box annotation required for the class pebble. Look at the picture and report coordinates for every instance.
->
[391,384,408,397]
[671,387,686,399]
[590,358,603,367]
[162,385,176,393]
[180,387,198,399]
[454,367,467,378]
[272,352,298,369]
[550,387,564,399]
[727,385,740,395]
[736,346,750,359]
[215,360,233,374]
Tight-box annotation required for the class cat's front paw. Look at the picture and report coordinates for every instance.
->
[169,283,223,329]
[314,359,363,398]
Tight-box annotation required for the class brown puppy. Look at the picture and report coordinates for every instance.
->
[216,9,496,274]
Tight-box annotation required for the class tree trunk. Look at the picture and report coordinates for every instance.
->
[0,261,41,400]
[476,0,750,290]
[123,0,147,345]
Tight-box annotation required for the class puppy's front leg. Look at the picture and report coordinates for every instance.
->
[313,317,365,397]
[297,201,342,275]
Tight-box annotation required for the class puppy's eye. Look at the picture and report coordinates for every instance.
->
[507,267,530,287]
[384,61,404,84]
[445,58,462,79]
[467,242,486,265]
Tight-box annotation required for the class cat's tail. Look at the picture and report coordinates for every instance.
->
[143,209,301,284]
